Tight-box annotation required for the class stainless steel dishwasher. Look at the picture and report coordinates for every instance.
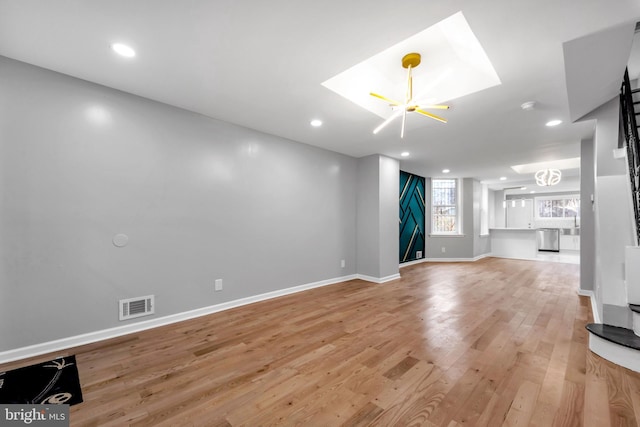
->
[537,228,560,252]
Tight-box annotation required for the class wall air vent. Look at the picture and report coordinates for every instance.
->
[119,295,154,321]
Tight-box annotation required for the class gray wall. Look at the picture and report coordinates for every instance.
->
[356,155,399,279]
[426,178,488,259]
[0,56,359,351]
[580,137,595,292]
[491,189,506,228]
[379,156,400,278]
[473,180,491,257]
[356,156,380,277]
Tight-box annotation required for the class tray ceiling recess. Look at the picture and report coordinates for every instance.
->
[322,11,501,134]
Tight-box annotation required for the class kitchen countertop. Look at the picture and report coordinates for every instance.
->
[489,228,536,231]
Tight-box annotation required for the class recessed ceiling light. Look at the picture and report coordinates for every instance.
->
[500,176,507,181]
[111,43,136,58]
[400,152,410,157]
[530,190,536,194]
[545,119,562,127]
[442,169,450,173]
[310,119,322,127]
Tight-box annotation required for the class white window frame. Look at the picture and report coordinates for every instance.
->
[431,178,463,235]
[534,195,580,220]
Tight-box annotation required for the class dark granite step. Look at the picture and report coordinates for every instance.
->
[586,323,640,350]
[629,304,640,314]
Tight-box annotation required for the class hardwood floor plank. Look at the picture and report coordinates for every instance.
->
[3,257,640,426]
[503,380,540,426]
[341,402,385,427]
[602,359,638,426]
[552,380,583,427]
[369,368,449,426]
[584,351,611,427]
[382,356,419,380]
[371,359,436,410]
[529,401,558,427]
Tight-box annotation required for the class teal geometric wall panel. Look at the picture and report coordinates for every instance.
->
[399,170,425,263]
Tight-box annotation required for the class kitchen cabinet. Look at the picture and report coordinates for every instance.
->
[490,228,538,259]
[560,235,580,251]
[506,199,533,229]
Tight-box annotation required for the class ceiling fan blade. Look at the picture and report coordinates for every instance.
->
[415,108,448,123]
[416,104,450,110]
[373,110,403,134]
[370,92,401,106]
[401,108,407,139]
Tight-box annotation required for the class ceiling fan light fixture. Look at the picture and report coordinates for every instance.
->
[535,169,561,186]
[401,52,421,69]
[370,52,449,138]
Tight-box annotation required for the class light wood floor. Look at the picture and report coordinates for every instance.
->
[3,257,640,426]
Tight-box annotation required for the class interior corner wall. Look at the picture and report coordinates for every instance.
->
[356,155,399,280]
[379,157,400,277]
[580,137,595,293]
[473,179,491,257]
[0,56,358,352]
[488,190,496,229]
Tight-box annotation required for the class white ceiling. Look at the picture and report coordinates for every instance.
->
[1,0,639,193]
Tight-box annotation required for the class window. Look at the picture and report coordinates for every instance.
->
[432,178,461,234]
[535,196,580,219]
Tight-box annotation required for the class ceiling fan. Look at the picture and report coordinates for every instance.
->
[370,53,449,138]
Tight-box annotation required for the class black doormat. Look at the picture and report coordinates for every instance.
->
[0,355,83,406]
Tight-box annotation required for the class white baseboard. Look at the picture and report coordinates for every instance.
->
[0,273,363,364]
[577,289,600,323]
[399,258,427,268]
[486,253,538,261]
[400,253,491,268]
[357,273,401,283]
[425,253,491,263]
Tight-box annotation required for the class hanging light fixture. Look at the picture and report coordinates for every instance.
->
[370,53,449,138]
[535,169,561,186]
